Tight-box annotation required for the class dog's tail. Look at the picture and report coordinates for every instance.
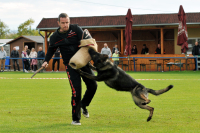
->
[146,85,173,96]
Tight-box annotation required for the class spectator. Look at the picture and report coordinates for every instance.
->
[0,46,7,72]
[141,44,149,54]
[101,43,112,57]
[112,44,120,54]
[192,41,200,71]
[52,47,61,72]
[155,44,165,54]
[25,45,31,56]
[131,45,137,54]
[11,47,20,71]
[155,44,161,54]
[37,47,45,72]
[29,48,37,72]
[112,50,119,66]
[21,48,30,73]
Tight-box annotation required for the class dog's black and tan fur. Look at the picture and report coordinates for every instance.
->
[77,48,173,122]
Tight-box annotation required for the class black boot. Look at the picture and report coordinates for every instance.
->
[17,64,20,71]
[13,65,16,71]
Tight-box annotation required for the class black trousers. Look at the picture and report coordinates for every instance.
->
[52,59,60,71]
[66,64,97,121]
[23,60,30,70]
[12,59,20,71]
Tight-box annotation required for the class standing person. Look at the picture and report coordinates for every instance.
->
[0,47,7,72]
[24,45,31,70]
[141,44,149,54]
[112,44,120,54]
[21,48,30,73]
[131,45,137,54]
[52,47,61,72]
[37,47,45,72]
[41,13,97,125]
[29,48,37,72]
[112,50,119,66]
[11,47,20,71]
[101,43,112,57]
[155,44,161,54]
[192,41,200,71]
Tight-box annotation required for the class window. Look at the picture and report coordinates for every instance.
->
[187,38,200,54]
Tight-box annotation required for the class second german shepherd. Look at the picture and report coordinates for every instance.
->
[77,48,173,122]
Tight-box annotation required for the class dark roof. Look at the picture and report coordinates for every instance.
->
[37,12,200,30]
[7,36,44,44]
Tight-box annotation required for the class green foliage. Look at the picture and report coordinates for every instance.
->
[17,18,35,36]
[0,71,200,132]
[0,20,10,39]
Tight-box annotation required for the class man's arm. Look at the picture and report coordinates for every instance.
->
[108,48,112,57]
[17,51,19,58]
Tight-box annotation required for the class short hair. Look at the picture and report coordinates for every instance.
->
[58,13,69,22]
[143,44,146,46]
[115,44,118,45]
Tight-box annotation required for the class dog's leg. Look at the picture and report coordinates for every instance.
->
[140,94,151,105]
[137,104,154,122]
[147,85,173,96]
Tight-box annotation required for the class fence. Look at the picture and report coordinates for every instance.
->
[2,56,198,72]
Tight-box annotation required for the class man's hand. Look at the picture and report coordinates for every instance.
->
[42,61,48,68]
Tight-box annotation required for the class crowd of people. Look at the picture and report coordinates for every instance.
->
[0,45,61,72]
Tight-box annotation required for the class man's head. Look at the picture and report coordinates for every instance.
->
[1,47,4,51]
[143,44,146,49]
[115,50,118,54]
[133,45,136,49]
[13,47,16,51]
[57,13,70,32]
[195,41,198,46]
[104,43,108,48]
[115,44,118,48]
[158,44,161,49]
[25,45,28,50]
[39,47,42,51]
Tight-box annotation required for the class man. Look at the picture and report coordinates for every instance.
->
[0,47,7,72]
[112,44,120,54]
[112,50,119,66]
[155,44,161,54]
[192,41,200,71]
[52,47,60,72]
[101,43,112,57]
[42,13,97,125]
[141,44,149,54]
[11,47,20,71]
[37,47,45,72]
[25,45,31,56]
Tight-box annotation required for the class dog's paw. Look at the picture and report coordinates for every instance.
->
[147,116,152,122]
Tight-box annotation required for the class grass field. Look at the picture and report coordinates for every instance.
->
[1,71,200,133]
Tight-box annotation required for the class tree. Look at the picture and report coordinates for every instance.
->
[17,18,35,36]
[0,20,10,39]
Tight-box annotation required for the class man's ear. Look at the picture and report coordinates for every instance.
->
[57,21,60,26]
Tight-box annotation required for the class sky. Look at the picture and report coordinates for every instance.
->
[1,0,200,31]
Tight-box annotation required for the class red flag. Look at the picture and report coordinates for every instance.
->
[177,5,188,53]
[125,9,133,56]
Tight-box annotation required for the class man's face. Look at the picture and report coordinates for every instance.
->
[195,42,198,46]
[158,44,161,48]
[104,43,107,48]
[115,45,117,48]
[58,17,70,32]
[13,47,16,51]
[39,48,42,51]
[1,47,3,51]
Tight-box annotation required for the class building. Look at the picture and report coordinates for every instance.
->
[36,12,200,71]
[6,36,45,69]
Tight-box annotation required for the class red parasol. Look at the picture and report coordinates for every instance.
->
[177,5,188,53]
[125,8,133,55]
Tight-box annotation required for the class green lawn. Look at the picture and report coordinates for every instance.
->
[0,71,200,132]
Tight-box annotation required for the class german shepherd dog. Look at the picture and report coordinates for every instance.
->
[77,48,173,122]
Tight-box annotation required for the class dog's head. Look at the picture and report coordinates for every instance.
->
[88,48,109,69]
